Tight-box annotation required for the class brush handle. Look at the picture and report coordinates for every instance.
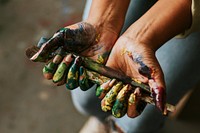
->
[81,57,151,92]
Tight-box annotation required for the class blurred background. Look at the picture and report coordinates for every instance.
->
[0,0,200,133]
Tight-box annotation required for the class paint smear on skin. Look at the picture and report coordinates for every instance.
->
[122,48,165,112]
[132,52,152,78]
[63,22,97,54]
[95,34,101,43]
[121,48,152,78]
[96,80,111,98]
[149,79,165,112]
[32,22,97,62]
[79,66,94,91]
[101,82,123,112]
[66,56,82,90]
[96,52,110,64]
[96,79,116,99]
[112,85,132,118]
[132,78,142,84]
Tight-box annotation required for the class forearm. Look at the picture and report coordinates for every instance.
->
[86,0,130,35]
[124,0,192,51]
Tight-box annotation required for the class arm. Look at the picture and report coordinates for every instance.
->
[86,0,130,35]
[124,0,192,51]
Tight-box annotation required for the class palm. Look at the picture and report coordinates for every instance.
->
[106,36,166,112]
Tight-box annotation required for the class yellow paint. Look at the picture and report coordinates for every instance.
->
[95,34,101,42]
[96,55,105,64]
[121,48,132,57]
[132,78,142,84]
[128,93,135,105]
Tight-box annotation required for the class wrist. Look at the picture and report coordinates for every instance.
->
[123,25,157,53]
[123,0,192,52]
[85,0,130,36]
[85,18,122,37]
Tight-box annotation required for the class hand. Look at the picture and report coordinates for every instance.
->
[28,21,119,90]
[103,35,166,117]
[96,78,146,118]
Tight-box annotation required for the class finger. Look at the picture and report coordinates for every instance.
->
[96,79,116,99]
[43,48,66,79]
[132,52,166,113]
[66,56,82,90]
[112,84,132,118]
[26,37,48,60]
[101,82,123,112]
[52,54,74,86]
[30,30,65,62]
[149,79,166,113]
[37,37,49,48]
[127,88,146,118]
[79,66,94,91]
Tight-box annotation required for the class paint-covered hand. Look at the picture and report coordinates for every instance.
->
[96,79,146,118]
[28,22,118,90]
[105,36,166,116]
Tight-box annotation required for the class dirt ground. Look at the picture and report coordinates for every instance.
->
[0,0,200,133]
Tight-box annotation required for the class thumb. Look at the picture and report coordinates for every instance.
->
[148,61,166,113]
[29,22,97,62]
[29,30,65,62]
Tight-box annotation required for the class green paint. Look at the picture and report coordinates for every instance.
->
[33,54,48,62]
[112,85,131,118]
[79,66,93,91]
[101,82,123,112]
[96,86,103,97]
[112,99,127,118]
[53,63,67,83]
[43,62,57,74]
[66,69,79,90]
[96,80,111,99]
[66,57,82,90]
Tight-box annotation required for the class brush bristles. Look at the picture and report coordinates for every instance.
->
[25,45,39,59]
